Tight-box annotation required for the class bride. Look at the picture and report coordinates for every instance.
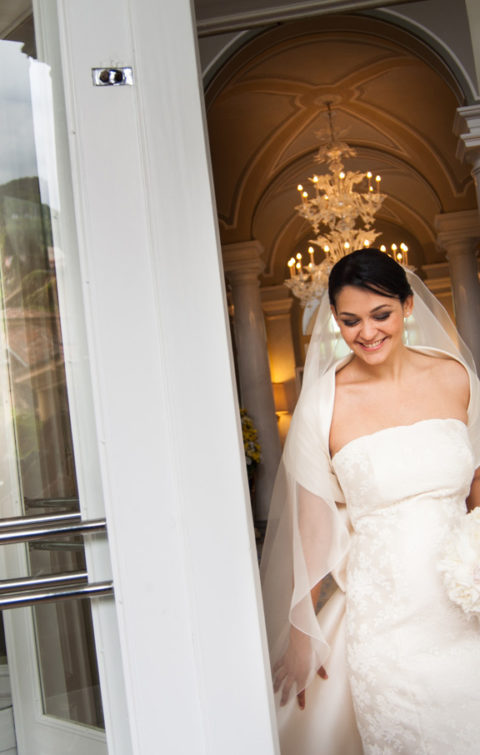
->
[260,249,480,754]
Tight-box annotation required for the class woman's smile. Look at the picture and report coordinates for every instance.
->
[331,285,412,365]
[357,336,389,352]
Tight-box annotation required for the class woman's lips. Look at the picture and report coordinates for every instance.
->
[357,337,387,352]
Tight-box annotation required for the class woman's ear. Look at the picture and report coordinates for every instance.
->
[403,294,414,319]
[330,304,339,324]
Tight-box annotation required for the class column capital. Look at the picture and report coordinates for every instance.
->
[421,262,452,296]
[261,285,293,317]
[434,210,480,256]
[421,262,455,317]
[222,240,265,281]
[455,104,480,165]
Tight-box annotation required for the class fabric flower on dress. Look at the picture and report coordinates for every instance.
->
[438,508,480,618]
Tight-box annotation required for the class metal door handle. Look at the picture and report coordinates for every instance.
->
[0,517,107,544]
[0,512,113,608]
[0,580,113,609]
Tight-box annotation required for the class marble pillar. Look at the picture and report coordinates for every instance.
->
[422,261,455,320]
[455,104,480,215]
[434,210,480,370]
[223,241,281,520]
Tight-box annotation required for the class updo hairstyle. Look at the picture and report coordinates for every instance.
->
[328,248,413,308]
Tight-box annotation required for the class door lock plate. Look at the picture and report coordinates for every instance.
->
[92,67,133,86]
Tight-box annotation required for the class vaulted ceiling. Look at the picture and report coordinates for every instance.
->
[205,14,476,286]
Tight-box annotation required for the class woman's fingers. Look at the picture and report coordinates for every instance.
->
[273,665,286,693]
[272,658,282,674]
[317,665,328,680]
[275,665,328,707]
[280,675,294,706]
[274,664,328,711]
[295,666,328,711]
[275,666,328,707]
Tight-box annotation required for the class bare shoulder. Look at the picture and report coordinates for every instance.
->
[334,358,366,389]
[436,354,470,392]
[419,351,468,381]
[413,351,470,401]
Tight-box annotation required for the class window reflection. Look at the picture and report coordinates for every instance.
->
[0,21,104,729]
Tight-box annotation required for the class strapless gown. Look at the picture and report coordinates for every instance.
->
[332,418,480,754]
[277,418,480,754]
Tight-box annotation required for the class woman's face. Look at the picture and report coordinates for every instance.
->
[331,285,413,365]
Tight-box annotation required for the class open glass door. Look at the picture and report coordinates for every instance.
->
[0,5,129,754]
[0,0,276,752]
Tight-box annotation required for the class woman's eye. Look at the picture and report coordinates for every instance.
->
[374,312,391,321]
[342,319,359,328]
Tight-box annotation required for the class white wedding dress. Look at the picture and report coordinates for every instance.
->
[278,417,480,754]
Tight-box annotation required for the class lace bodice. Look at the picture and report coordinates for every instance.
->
[332,418,474,530]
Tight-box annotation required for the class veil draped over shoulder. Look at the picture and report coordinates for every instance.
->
[260,268,480,722]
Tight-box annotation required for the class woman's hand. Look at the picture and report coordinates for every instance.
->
[296,666,328,710]
[467,466,480,511]
[273,625,328,708]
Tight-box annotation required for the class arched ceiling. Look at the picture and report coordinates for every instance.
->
[205,14,477,286]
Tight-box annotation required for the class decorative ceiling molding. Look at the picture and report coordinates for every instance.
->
[195,0,418,36]
[206,13,477,279]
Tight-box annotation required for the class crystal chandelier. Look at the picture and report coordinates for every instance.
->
[285,104,400,305]
[379,242,410,268]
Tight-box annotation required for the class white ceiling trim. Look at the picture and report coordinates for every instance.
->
[0,1,31,39]
[195,0,418,36]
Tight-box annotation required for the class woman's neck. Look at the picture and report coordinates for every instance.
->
[352,343,413,382]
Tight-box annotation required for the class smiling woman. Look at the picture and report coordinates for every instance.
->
[261,248,480,755]
[332,289,411,358]
[328,251,469,457]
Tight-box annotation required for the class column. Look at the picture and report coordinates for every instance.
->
[422,262,455,320]
[224,241,281,521]
[434,210,480,370]
[464,1,480,98]
[455,104,480,213]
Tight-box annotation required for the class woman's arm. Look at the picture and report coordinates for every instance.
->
[467,467,480,511]
[294,583,329,710]
[310,580,323,614]
[272,473,340,709]
[273,580,329,710]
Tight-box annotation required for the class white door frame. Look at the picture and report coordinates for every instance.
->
[50,0,278,752]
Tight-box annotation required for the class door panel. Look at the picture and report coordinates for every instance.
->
[1,0,277,752]
[0,187,103,729]
[0,4,129,753]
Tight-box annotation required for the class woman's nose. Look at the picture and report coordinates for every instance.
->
[359,319,378,340]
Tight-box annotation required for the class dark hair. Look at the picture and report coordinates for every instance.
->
[328,248,413,307]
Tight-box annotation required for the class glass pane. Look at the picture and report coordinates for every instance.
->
[0,13,104,729]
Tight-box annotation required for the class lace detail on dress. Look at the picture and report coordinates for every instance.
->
[332,419,480,754]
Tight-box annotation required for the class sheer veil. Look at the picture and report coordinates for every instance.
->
[260,267,480,706]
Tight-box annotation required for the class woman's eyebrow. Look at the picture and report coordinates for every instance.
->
[338,304,393,316]
[370,304,393,313]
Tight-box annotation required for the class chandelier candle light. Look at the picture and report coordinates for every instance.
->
[285,104,408,305]
[380,242,410,267]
